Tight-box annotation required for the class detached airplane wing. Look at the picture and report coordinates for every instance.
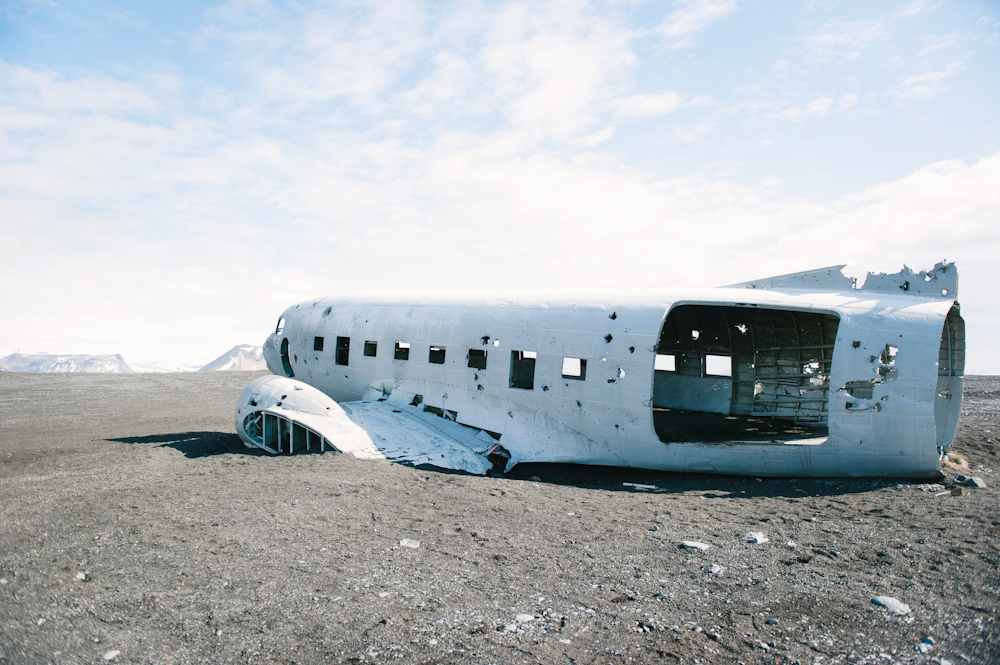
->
[236,375,494,474]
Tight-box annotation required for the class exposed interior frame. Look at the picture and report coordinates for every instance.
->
[652,303,840,443]
[242,411,333,455]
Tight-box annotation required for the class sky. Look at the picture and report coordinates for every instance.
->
[1,0,998,371]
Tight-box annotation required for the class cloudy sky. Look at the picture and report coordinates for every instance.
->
[2,0,998,371]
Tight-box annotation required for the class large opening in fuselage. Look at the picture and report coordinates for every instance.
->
[652,304,839,443]
[934,304,965,448]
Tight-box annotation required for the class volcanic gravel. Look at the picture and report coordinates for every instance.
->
[1,371,997,665]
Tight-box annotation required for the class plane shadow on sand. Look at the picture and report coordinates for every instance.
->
[110,431,912,498]
[109,431,280,458]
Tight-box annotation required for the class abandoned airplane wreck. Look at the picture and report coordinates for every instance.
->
[235,261,964,478]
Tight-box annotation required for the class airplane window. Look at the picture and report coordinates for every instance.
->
[394,342,410,361]
[562,357,587,380]
[314,336,324,352]
[275,317,285,334]
[336,337,350,366]
[654,354,675,372]
[705,355,731,377]
[468,349,487,370]
[510,351,536,390]
[429,346,446,364]
[364,341,377,357]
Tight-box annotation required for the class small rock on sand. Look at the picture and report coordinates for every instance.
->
[399,539,420,548]
[872,596,910,615]
[745,532,769,544]
[681,541,710,550]
[955,475,987,488]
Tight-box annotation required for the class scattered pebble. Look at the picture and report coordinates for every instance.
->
[681,541,711,550]
[102,651,121,661]
[399,539,420,548]
[955,475,987,489]
[503,624,517,633]
[378,592,389,598]
[515,614,535,623]
[216,629,223,636]
[766,618,779,625]
[75,572,86,580]
[785,540,796,549]
[708,564,725,576]
[872,596,910,615]
[745,532,769,544]
[559,638,571,644]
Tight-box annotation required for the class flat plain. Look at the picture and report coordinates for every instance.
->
[1,371,997,665]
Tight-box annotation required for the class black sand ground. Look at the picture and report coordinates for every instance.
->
[1,371,997,665]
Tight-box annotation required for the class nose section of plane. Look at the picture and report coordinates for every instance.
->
[262,333,282,375]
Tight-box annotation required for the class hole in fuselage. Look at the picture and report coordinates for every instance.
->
[652,304,839,443]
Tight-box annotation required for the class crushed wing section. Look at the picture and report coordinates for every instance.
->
[235,375,492,475]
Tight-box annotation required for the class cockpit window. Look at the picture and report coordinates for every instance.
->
[275,317,285,335]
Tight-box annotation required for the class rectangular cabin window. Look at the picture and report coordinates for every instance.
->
[364,341,378,357]
[510,351,536,390]
[468,348,487,370]
[429,346,446,364]
[336,336,350,366]
[313,336,324,352]
[705,354,731,377]
[561,357,587,380]
[394,342,410,361]
[654,353,676,372]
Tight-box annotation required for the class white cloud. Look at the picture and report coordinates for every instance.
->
[805,19,889,61]
[896,1,941,19]
[890,61,964,100]
[835,93,858,111]
[2,2,999,372]
[917,32,961,56]
[478,3,634,139]
[773,96,834,122]
[611,91,685,117]
[657,0,739,48]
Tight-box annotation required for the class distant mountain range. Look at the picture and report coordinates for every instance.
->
[0,345,269,374]
[0,353,135,373]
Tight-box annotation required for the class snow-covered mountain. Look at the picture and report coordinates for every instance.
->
[0,346,269,374]
[199,345,267,372]
[0,353,134,374]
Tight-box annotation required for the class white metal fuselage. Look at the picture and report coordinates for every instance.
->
[237,263,965,479]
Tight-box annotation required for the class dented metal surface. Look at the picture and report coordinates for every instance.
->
[235,261,964,478]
